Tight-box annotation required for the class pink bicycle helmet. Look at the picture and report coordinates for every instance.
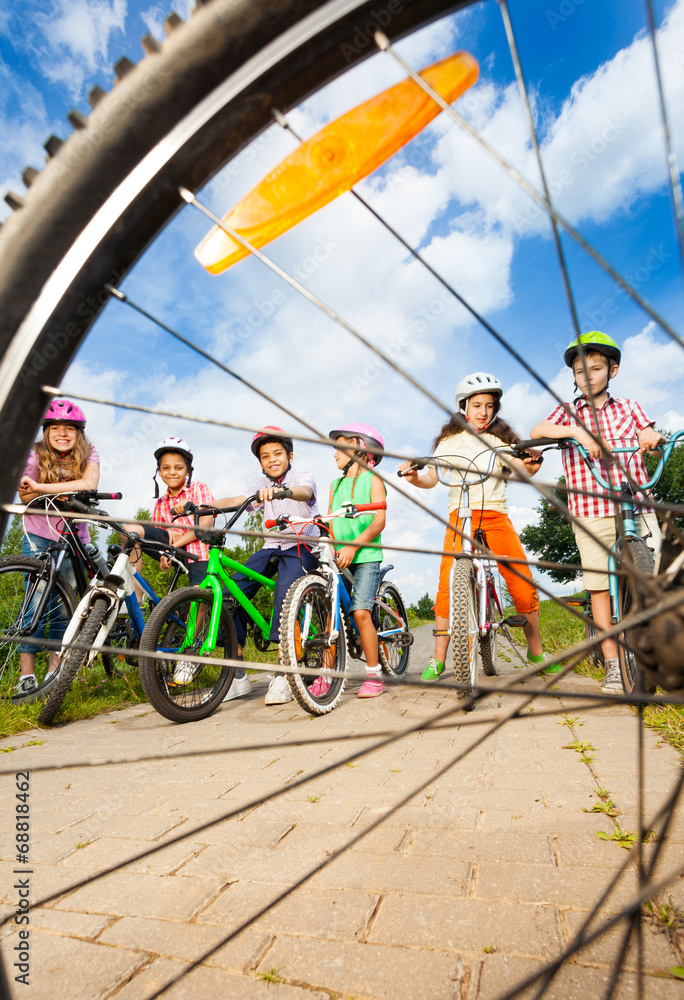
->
[329,423,385,467]
[42,399,86,429]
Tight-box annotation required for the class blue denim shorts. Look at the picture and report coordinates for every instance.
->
[348,560,381,613]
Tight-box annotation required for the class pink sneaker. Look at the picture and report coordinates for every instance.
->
[358,677,385,698]
[308,676,330,698]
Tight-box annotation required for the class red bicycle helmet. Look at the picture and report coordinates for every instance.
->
[42,399,86,429]
[250,426,294,459]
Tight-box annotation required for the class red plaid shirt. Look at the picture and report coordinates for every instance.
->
[153,481,214,560]
[546,397,655,517]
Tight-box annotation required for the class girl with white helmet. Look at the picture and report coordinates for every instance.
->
[16,399,100,694]
[400,374,544,680]
[328,423,387,698]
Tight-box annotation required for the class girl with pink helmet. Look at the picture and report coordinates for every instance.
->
[328,422,387,698]
[16,399,100,695]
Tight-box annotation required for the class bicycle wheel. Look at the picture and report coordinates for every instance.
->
[102,615,137,677]
[279,575,347,715]
[373,581,410,677]
[615,537,657,696]
[450,559,479,701]
[0,0,461,509]
[0,556,77,704]
[138,586,237,723]
[38,596,110,725]
[479,580,498,677]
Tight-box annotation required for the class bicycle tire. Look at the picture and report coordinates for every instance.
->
[373,581,410,677]
[38,596,110,724]
[280,575,347,715]
[479,578,498,677]
[0,0,465,527]
[102,615,137,677]
[450,559,478,701]
[0,555,78,704]
[138,586,237,723]
[615,537,657,696]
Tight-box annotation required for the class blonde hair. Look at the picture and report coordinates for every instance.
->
[35,428,92,484]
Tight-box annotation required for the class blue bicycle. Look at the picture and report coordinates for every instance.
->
[523,430,684,694]
[271,501,412,715]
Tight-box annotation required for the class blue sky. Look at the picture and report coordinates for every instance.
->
[2,0,684,602]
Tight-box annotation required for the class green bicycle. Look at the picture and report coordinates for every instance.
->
[138,491,291,722]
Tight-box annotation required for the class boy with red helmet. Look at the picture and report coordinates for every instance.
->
[214,427,320,705]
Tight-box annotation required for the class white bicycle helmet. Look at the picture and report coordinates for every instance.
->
[455,372,503,411]
[153,437,193,497]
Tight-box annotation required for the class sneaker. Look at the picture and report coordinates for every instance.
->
[14,674,38,696]
[222,673,252,702]
[601,658,622,693]
[421,657,445,681]
[308,676,330,698]
[173,659,201,685]
[358,677,385,698]
[265,675,292,705]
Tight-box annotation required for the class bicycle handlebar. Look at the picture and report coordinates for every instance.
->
[265,500,386,530]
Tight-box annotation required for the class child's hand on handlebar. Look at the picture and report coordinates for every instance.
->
[159,553,173,571]
[574,427,611,460]
[637,426,665,453]
[335,546,356,569]
[521,449,543,475]
[398,460,420,482]
[257,486,293,503]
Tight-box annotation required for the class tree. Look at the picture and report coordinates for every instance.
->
[519,478,580,584]
[408,592,435,621]
[0,515,24,556]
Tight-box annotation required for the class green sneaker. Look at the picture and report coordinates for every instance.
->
[421,657,445,681]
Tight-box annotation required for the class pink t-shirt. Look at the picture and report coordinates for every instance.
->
[21,447,100,544]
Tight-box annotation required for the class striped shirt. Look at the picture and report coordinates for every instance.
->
[153,481,215,560]
[546,397,654,517]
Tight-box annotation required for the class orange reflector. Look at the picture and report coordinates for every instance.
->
[195,51,479,274]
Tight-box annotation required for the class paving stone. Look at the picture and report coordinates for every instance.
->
[57,837,206,876]
[63,808,189,842]
[313,851,471,895]
[475,860,638,909]
[196,818,297,849]
[0,861,101,909]
[28,907,113,939]
[111,958,329,1000]
[0,925,146,1000]
[562,907,679,972]
[480,808,612,834]
[409,829,555,865]
[99,914,270,967]
[467,951,684,999]
[54,871,226,920]
[176,845,320,884]
[199,881,378,941]
[369,895,561,956]
[258,935,466,1000]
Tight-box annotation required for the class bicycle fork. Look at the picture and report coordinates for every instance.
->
[59,553,135,666]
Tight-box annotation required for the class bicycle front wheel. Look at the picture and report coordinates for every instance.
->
[451,559,479,702]
[138,586,237,723]
[373,581,411,678]
[38,596,111,725]
[616,537,657,696]
[479,578,498,677]
[0,556,77,704]
[280,575,347,715]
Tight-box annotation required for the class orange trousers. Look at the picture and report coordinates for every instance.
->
[435,509,539,619]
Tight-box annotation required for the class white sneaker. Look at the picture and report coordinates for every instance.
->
[222,673,252,702]
[601,658,622,693]
[265,675,292,705]
[14,674,38,696]
[173,659,200,685]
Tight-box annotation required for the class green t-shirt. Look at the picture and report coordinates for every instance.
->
[330,470,383,564]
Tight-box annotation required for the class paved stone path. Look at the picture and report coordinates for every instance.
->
[1,627,683,999]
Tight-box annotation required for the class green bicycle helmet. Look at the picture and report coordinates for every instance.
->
[564,331,621,368]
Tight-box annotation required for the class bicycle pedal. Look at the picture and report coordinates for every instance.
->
[432,629,450,637]
[503,615,527,628]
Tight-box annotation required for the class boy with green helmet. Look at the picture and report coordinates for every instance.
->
[531,332,663,692]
